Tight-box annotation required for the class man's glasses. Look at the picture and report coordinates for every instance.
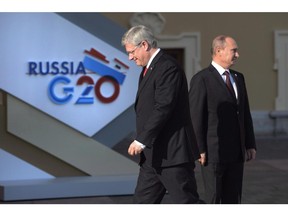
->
[127,42,142,56]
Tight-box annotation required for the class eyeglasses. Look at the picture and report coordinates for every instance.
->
[127,42,142,56]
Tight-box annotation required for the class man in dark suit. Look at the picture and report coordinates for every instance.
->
[121,25,202,204]
[189,35,257,204]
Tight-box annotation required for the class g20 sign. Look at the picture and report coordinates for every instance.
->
[0,13,140,136]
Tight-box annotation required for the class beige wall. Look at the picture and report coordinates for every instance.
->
[102,12,288,111]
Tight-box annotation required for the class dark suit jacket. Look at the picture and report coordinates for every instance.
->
[135,50,200,168]
[189,64,256,163]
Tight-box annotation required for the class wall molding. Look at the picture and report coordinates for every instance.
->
[157,32,201,88]
[274,30,288,110]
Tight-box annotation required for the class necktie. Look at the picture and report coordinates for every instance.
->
[143,67,148,77]
[224,71,236,98]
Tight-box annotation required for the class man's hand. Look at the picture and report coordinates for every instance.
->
[246,148,256,161]
[199,153,206,165]
[128,141,144,156]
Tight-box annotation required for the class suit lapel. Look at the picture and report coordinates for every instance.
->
[209,64,238,103]
[138,66,152,92]
[135,51,163,108]
[135,66,152,108]
[230,71,241,104]
[209,64,227,90]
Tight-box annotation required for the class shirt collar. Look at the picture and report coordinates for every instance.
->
[212,61,230,76]
[146,48,160,69]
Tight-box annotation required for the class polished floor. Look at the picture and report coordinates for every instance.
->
[1,136,288,204]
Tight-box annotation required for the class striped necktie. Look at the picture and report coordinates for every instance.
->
[224,71,236,98]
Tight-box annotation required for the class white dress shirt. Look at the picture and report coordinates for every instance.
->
[212,61,238,99]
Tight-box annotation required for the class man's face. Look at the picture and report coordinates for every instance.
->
[125,42,144,67]
[220,38,240,68]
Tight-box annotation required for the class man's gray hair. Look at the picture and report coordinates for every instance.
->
[121,25,158,48]
[211,35,228,55]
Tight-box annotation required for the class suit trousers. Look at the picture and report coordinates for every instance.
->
[201,162,244,204]
[133,162,200,204]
